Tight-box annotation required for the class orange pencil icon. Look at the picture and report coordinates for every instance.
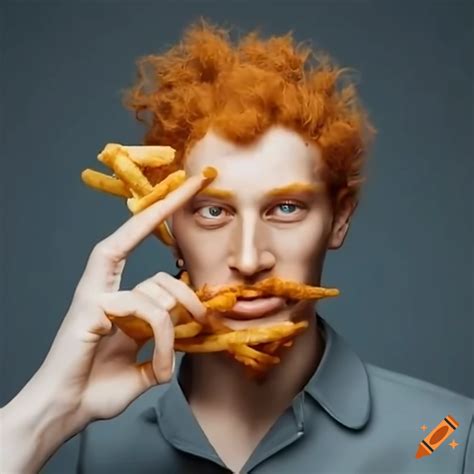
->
[415,414,459,459]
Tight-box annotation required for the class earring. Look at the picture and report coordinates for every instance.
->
[176,257,185,269]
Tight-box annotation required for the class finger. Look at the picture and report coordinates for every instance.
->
[138,351,175,391]
[77,168,216,295]
[102,170,215,260]
[132,280,182,326]
[133,280,177,312]
[153,272,207,323]
[98,291,175,384]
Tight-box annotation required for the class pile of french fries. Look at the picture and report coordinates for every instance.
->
[81,144,340,376]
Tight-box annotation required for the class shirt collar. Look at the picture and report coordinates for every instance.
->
[304,314,371,429]
[155,313,371,456]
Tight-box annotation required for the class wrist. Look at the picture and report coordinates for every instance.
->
[0,373,86,473]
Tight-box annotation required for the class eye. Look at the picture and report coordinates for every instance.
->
[195,205,228,220]
[268,200,306,219]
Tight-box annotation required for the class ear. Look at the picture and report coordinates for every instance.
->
[327,188,358,250]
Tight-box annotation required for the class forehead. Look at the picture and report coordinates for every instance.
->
[184,125,323,193]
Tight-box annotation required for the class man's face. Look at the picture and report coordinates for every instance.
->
[172,125,341,328]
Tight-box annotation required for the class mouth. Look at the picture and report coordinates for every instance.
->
[226,295,289,320]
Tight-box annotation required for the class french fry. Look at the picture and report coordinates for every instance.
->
[81,169,131,198]
[109,302,196,340]
[129,188,142,199]
[174,321,203,339]
[228,343,280,365]
[196,278,339,303]
[109,317,202,340]
[97,143,122,168]
[254,277,340,300]
[112,151,154,196]
[127,170,186,213]
[205,312,233,335]
[174,321,308,352]
[107,315,153,341]
[234,354,261,369]
[98,143,176,171]
[170,302,194,324]
[204,293,238,311]
[97,153,180,246]
[121,145,175,167]
[260,341,281,354]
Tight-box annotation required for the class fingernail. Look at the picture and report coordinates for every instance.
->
[171,352,176,374]
[201,166,218,184]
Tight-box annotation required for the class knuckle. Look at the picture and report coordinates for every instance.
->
[132,281,149,295]
[134,281,176,307]
[91,242,114,260]
[120,289,134,299]
[92,241,121,262]
[133,289,169,315]
[134,279,149,289]
[156,273,198,306]
[152,307,168,324]
[155,271,168,283]
[155,296,176,313]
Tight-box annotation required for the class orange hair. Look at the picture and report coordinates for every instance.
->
[122,19,376,204]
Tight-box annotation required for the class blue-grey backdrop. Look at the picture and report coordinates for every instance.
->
[2,1,472,473]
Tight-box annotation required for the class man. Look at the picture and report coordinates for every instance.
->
[76,20,473,474]
[1,19,472,474]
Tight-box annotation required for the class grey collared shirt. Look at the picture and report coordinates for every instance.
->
[77,315,474,473]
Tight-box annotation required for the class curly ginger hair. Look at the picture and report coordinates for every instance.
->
[122,19,376,205]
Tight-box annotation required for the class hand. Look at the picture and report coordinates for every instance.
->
[35,173,209,428]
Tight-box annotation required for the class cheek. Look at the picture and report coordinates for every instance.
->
[173,212,229,268]
[182,237,229,288]
[188,231,229,266]
[270,214,330,262]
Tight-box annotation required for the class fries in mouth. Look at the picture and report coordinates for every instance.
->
[82,144,340,375]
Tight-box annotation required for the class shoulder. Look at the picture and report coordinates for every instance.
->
[363,363,473,473]
[365,363,473,412]
[76,384,173,474]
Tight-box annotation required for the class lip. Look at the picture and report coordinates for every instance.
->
[227,296,287,320]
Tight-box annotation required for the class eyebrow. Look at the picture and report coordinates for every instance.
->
[196,182,325,200]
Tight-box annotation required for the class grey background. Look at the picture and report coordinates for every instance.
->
[1,1,473,472]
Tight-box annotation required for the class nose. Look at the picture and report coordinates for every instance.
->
[227,213,275,278]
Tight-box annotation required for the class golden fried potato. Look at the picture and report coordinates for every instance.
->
[112,151,153,196]
[121,145,175,167]
[127,170,186,213]
[81,169,131,198]
[228,343,280,365]
[174,321,308,352]
[174,321,203,339]
[97,143,122,168]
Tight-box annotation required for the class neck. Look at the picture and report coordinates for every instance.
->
[179,305,325,424]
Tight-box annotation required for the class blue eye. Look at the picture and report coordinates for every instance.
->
[278,203,297,214]
[271,201,304,217]
[198,206,225,219]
